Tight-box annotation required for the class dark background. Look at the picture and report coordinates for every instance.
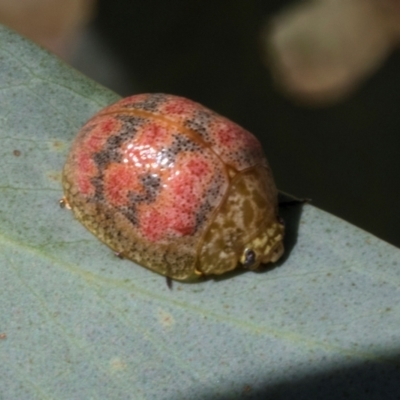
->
[91,0,400,248]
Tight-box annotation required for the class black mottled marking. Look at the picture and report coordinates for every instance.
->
[124,93,168,112]
[90,116,145,202]
[233,146,264,170]
[195,200,213,231]
[92,149,120,169]
[194,171,225,231]
[128,173,161,204]
[162,133,202,164]
[116,173,163,227]
[119,204,138,226]
[184,109,215,142]
[90,176,105,201]
[93,116,145,168]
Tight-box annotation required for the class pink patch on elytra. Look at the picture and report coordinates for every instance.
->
[85,133,105,153]
[211,118,264,170]
[138,155,213,242]
[140,201,196,242]
[103,163,141,207]
[139,122,170,147]
[162,97,196,116]
[140,207,191,242]
[215,120,247,148]
[76,151,97,196]
[185,156,211,177]
[98,118,119,136]
[79,117,119,154]
[139,209,167,242]
[167,206,196,236]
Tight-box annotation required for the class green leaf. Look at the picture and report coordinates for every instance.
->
[0,25,399,399]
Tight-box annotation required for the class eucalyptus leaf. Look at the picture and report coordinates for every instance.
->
[0,25,399,400]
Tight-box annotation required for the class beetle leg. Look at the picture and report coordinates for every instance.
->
[166,276,173,290]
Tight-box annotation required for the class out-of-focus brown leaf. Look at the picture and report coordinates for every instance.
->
[0,0,96,58]
[264,0,400,106]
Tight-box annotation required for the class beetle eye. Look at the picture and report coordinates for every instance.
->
[243,249,256,269]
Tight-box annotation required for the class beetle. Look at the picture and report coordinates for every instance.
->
[62,93,284,281]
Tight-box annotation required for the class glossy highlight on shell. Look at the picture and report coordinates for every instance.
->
[62,93,284,281]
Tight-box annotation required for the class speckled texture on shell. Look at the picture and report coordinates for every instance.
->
[62,93,284,280]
